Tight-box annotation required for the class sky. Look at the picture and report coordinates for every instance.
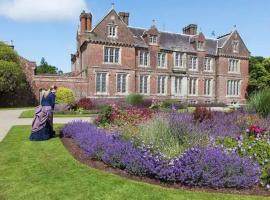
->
[0,0,269,72]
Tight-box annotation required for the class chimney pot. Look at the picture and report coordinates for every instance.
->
[119,12,129,25]
[183,24,197,35]
[80,11,92,32]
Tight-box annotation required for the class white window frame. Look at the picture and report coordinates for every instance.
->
[104,47,121,64]
[149,35,158,45]
[189,56,198,71]
[174,52,185,68]
[227,80,241,97]
[139,75,150,95]
[138,50,150,67]
[188,78,198,96]
[204,79,213,96]
[197,41,204,51]
[96,72,108,95]
[204,57,214,72]
[173,76,183,96]
[228,59,240,73]
[116,73,128,95]
[157,75,167,95]
[157,52,167,68]
[107,24,117,38]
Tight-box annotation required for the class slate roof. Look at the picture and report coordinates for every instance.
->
[217,33,232,48]
[129,27,220,55]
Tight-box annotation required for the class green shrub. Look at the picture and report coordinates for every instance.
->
[248,88,270,117]
[95,105,113,127]
[220,134,270,186]
[55,87,75,104]
[125,93,143,106]
[137,116,183,158]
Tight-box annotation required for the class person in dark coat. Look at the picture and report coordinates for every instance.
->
[29,85,57,141]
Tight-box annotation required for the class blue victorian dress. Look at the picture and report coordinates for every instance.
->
[29,92,56,141]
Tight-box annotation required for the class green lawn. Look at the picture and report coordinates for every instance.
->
[0,126,269,200]
[0,106,34,111]
[19,109,96,118]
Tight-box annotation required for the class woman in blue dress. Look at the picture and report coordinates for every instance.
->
[29,86,57,141]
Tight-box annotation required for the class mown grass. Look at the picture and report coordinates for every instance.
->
[0,125,269,200]
[19,109,95,118]
[0,106,34,111]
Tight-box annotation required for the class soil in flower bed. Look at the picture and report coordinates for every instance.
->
[61,137,270,197]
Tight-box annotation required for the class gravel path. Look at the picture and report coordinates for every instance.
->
[0,109,94,142]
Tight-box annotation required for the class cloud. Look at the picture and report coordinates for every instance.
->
[0,0,87,21]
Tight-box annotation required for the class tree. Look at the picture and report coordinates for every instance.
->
[248,56,270,95]
[35,57,60,74]
[0,43,26,94]
[0,42,20,63]
[0,60,26,93]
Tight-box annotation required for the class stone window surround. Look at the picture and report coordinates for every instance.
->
[139,74,150,95]
[138,50,150,67]
[103,46,121,65]
[95,71,108,95]
[226,79,241,97]
[116,73,128,95]
[157,52,167,68]
[157,75,167,95]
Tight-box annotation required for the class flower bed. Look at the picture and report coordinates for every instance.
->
[62,120,261,189]
[62,105,270,190]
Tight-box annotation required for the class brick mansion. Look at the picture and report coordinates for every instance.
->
[23,8,250,104]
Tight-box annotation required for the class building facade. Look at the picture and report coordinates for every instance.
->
[10,8,250,106]
[71,8,250,104]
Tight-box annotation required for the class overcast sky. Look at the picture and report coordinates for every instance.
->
[0,0,269,72]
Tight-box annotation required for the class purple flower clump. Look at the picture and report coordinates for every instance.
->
[62,121,260,188]
[163,147,261,188]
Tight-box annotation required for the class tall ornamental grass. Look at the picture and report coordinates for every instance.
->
[248,88,270,118]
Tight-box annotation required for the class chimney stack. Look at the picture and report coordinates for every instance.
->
[80,10,92,32]
[183,24,197,35]
[119,12,129,25]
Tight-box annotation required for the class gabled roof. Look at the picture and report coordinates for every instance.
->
[217,32,232,48]
[129,27,218,55]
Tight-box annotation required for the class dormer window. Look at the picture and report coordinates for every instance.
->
[108,24,117,38]
[232,40,239,53]
[149,35,158,44]
[197,41,204,50]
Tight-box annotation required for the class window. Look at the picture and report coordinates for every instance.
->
[157,76,166,95]
[229,59,240,73]
[174,52,184,68]
[157,52,166,68]
[204,79,212,96]
[174,77,182,95]
[227,80,241,96]
[149,35,158,44]
[104,47,120,64]
[189,78,197,95]
[205,100,211,104]
[117,73,127,94]
[189,100,197,105]
[197,41,204,50]
[189,56,198,70]
[96,72,107,94]
[139,51,149,66]
[204,57,213,72]
[232,40,239,53]
[108,24,117,37]
[139,75,149,94]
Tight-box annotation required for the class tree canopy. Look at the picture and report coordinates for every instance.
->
[248,56,270,95]
[36,57,62,75]
[0,42,26,93]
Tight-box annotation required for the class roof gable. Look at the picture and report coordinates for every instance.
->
[218,30,250,57]
[90,9,135,45]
